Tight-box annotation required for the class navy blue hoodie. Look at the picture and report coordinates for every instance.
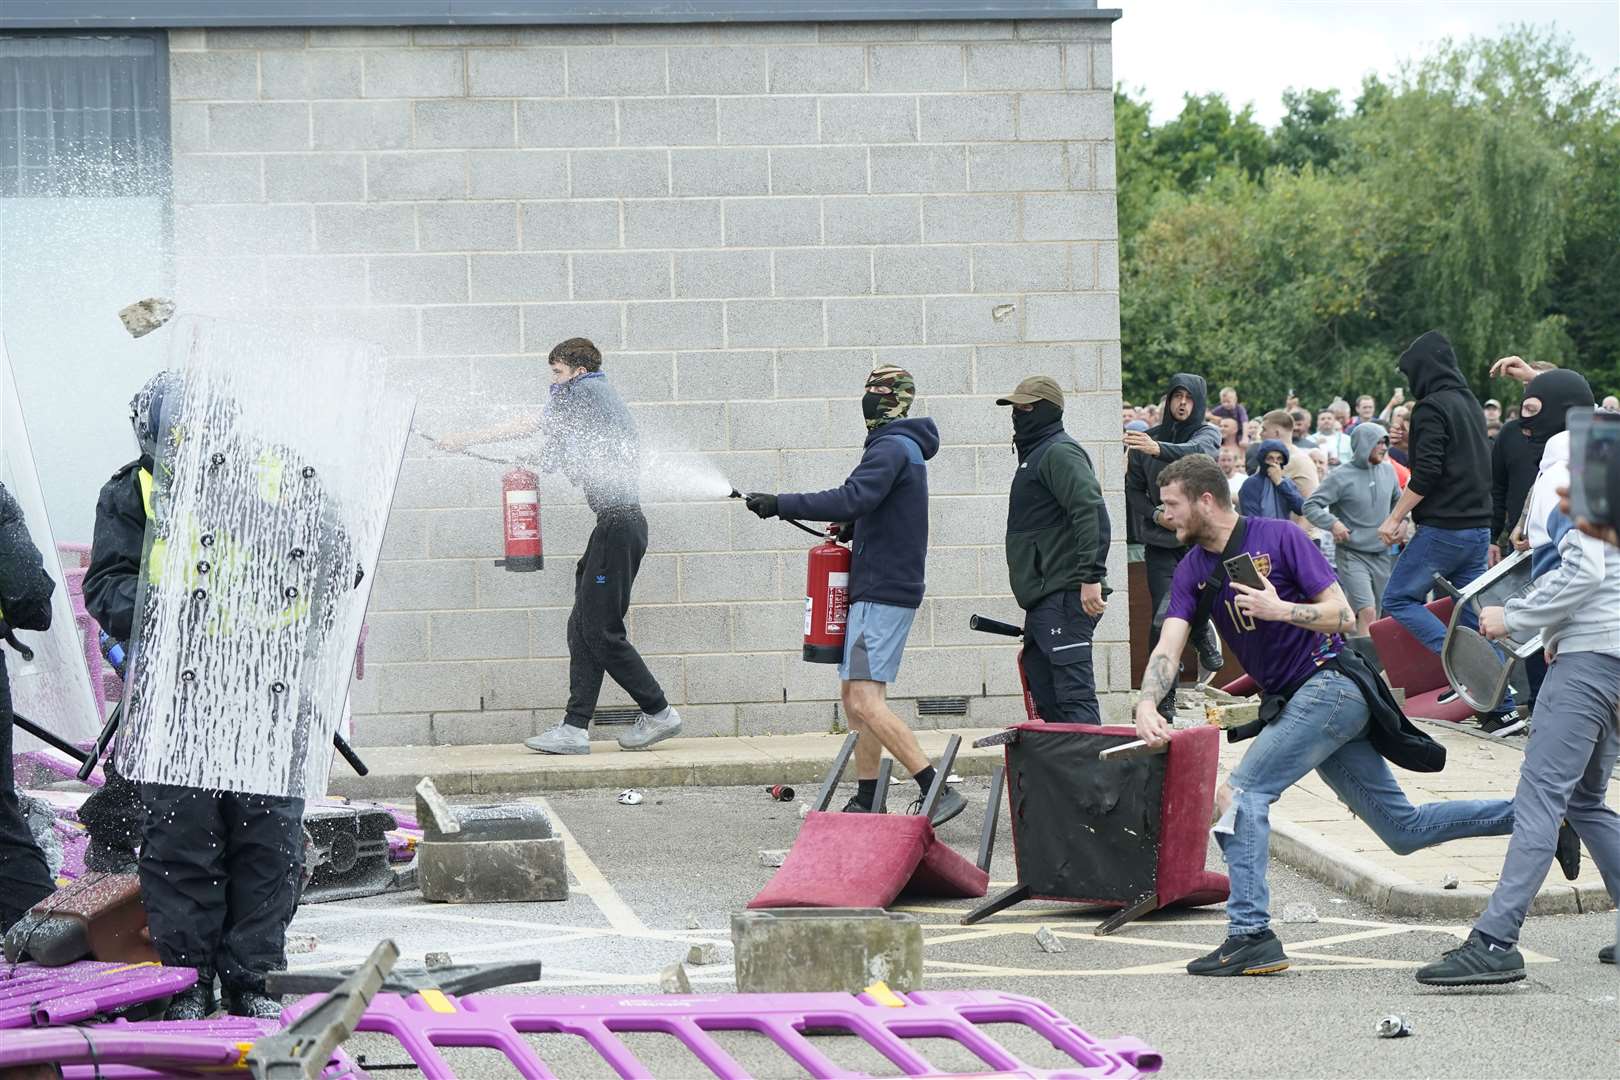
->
[777,417,940,609]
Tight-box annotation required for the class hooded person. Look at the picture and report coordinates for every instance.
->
[1124,373,1226,708]
[1491,367,1590,563]
[0,483,59,932]
[997,376,1111,725]
[1380,331,1519,728]
[1238,439,1305,521]
[745,366,965,827]
[1304,422,1400,638]
[78,370,188,876]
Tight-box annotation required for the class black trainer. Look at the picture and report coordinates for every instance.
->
[1186,929,1289,976]
[1477,710,1527,738]
[908,785,968,828]
[1556,821,1582,881]
[1414,932,1525,986]
[1599,943,1615,965]
[840,795,881,814]
[1195,626,1226,677]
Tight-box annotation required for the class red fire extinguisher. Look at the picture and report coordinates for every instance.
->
[500,467,542,572]
[803,525,851,663]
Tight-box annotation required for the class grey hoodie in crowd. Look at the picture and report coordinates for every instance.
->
[1503,525,1620,660]
[1303,422,1399,553]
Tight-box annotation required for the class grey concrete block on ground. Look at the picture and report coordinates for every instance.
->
[732,909,924,993]
[417,831,568,903]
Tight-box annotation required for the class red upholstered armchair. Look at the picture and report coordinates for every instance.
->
[964,723,1228,935]
[1367,597,1474,722]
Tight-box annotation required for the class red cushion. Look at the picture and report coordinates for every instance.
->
[1370,598,1454,697]
[1219,674,1259,697]
[747,812,929,909]
[1403,686,1477,724]
[905,835,989,899]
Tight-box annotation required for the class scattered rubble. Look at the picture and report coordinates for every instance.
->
[1282,903,1319,924]
[285,933,320,955]
[660,962,691,993]
[1440,873,1460,890]
[686,943,718,966]
[758,849,788,868]
[1034,926,1066,954]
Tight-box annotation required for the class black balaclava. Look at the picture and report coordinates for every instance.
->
[861,393,882,423]
[1012,400,1064,456]
[1520,369,1594,447]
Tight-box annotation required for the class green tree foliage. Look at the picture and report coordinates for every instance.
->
[1118,26,1620,411]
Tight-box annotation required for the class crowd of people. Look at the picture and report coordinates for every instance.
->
[1127,329,1620,982]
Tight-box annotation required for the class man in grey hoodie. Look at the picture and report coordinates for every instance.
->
[1415,510,1620,985]
[1303,422,1400,638]
[438,338,679,756]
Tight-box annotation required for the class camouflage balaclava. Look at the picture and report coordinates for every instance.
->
[862,364,915,432]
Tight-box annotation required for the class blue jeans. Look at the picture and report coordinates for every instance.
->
[1381,525,1490,655]
[1217,669,1515,936]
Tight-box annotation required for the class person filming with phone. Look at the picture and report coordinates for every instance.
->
[1134,455,1516,978]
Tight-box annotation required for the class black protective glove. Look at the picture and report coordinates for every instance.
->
[834,521,854,544]
[745,493,779,520]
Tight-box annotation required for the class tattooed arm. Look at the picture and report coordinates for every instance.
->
[1232,579,1356,635]
[1134,616,1191,746]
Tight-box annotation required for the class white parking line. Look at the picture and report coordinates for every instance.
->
[526,796,648,936]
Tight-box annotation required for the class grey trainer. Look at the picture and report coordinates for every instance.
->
[525,723,590,755]
[618,707,682,751]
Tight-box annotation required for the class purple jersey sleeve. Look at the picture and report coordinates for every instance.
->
[1165,550,1203,622]
[1280,524,1338,599]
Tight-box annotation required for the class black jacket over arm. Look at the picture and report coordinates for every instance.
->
[83,460,147,643]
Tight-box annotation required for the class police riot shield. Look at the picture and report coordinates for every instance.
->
[115,316,414,799]
[0,332,102,758]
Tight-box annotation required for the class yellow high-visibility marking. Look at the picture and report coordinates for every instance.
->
[418,989,456,1013]
[863,981,905,1008]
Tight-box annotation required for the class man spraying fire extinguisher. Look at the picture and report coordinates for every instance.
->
[996,375,1110,725]
[746,365,965,827]
[437,338,679,755]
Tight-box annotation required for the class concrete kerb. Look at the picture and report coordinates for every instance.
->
[1269,816,1612,920]
[326,736,1004,800]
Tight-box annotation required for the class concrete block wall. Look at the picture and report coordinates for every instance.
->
[165,18,1127,748]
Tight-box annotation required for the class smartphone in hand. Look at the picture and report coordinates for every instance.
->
[1223,552,1266,591]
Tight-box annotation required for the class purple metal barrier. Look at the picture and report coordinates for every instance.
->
[280,987,1162,1079]
[0,960,197,1028]
[49,1017,366,1080]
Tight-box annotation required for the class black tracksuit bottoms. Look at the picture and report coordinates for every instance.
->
[563,506,668,729]
[138,783,304,993]
[0,702,54,929]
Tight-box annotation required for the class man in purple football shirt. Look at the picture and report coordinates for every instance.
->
[1134,455,1515,977]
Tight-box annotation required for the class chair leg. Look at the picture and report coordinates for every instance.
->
[961,883,1031,926]
[1094,893,1159,937]
[813,732,859,812]
[976,765,1004,873]
[872,757,893,814]
[918,734,961,822]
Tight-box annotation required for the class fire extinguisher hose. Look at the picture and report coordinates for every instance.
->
[729,490,825,538]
